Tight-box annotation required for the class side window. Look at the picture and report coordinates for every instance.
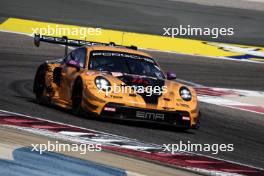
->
[66,48,86,68]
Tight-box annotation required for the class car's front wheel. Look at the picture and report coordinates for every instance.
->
[72,78,84,115]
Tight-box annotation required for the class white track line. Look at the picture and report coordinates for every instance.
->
[0,109,263,172]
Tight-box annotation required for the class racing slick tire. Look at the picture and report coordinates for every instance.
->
[72,78,84,116]
[190,111,201,130]
[33,64,49,105]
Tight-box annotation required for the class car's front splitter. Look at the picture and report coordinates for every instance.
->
[100,103,192,129]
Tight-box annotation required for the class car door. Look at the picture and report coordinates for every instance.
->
[60,47,86,102]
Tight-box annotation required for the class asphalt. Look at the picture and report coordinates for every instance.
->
[152,50,264,91]
[1,0,264,46]
[0,32,263,169]
[1,0,264,170]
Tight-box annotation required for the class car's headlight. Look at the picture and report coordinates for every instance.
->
[95,76,111,91]
[179,87,192,101]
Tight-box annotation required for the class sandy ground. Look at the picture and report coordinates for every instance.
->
[0,125,198,176]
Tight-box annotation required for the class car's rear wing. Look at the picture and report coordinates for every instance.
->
[33,34,137,55]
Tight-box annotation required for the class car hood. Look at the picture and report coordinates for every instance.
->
[82,70,196,107]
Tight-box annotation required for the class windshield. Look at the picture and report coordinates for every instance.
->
[89,51,165,79]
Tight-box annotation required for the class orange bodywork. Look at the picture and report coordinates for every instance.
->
[39,46,199,128]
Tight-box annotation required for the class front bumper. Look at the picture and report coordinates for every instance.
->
[100,103,194,129]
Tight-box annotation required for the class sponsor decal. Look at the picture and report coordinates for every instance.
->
[91,51,155,63]
[182,116,190,121]
[136,111,165,121]
[104,107,116,112]
[180,103,190,108]
[86,71,95,76]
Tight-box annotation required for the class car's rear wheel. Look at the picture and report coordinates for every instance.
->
[72,78,84,115]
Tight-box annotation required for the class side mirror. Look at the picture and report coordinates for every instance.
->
[66,59,81,71]
[167,72,177,80]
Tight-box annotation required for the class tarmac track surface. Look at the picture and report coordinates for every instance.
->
[1,0,264,170]
[1,0,264,46]
[0,32,263,169]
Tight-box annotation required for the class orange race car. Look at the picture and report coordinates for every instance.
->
[33,35,200,129]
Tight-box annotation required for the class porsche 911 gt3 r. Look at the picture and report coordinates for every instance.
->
[33,35,200,129]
